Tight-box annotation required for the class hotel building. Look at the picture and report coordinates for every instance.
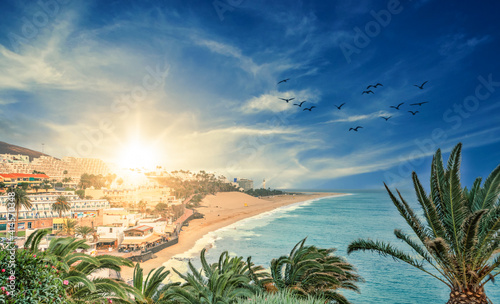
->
[0,193,110,232]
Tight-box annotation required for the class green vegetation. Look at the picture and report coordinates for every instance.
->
[6,187,32,236]
[24,229,138,303]
[236,290,327,304]
[9,229,361,303]
[78,173,116,189]
[132,263,178,303]
[75,190,85,199]
[245,188,284,197]
[52,195,70,218]
[165,248,265,303]
[348,143,500,304]
[270,238,362,303]
[154,171,238,200]
[0,248,68,303]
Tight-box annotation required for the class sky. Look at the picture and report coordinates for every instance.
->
[0,0,499,189]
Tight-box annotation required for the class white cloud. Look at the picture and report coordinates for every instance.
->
[241,89,320,113]
[325,110,393,123]
[196,39,261,76]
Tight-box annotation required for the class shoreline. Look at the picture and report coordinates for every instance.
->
[118,191,342,281]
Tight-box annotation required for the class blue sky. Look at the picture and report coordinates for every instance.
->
[0,0,499,189]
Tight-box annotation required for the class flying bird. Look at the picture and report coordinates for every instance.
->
[293,101,306,107]
[303,106,316,111]
[414,81,428,89]
[349,126,363,131]
[380,116,392,121]
[279,97,295,103]
[278,78,290,84]
[410,102,428,106]
[390,102,404,110]
[362,90,374,95]
[408,111,419,115]
[367,83,383,89]
[334,103,345,110]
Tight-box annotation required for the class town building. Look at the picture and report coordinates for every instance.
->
[96,224,126,250]
[235,178,254,191]
[102,208,141,227]
[85,186,176,207]
[0,193,110,232]
[0,173,50,188]
[0,155,111,185]
[120,225,164,250]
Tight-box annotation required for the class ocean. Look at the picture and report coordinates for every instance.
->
[164,190,500,304]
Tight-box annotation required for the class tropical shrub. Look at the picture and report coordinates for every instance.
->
[348,143,500,304]
[132,263,180,303]
[25,229,138,303]
[0,249,68,304]
[165,249,264,303]
[236,290,327,304]
[270,238,362,304]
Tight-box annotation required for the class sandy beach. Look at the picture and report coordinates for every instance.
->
[119,191,339,281]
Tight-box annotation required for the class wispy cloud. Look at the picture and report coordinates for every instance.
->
[241,89,320,113]
[324,110,393,123]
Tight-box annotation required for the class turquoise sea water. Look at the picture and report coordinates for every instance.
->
[168,190,499,304]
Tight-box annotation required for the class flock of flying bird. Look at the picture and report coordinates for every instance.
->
[276,78,429,132]
[277,78,317,111]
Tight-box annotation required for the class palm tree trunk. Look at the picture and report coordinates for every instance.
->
[15,208,19,237]
[447,288,490,304]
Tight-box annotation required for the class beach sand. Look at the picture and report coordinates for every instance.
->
[118,191,338,281]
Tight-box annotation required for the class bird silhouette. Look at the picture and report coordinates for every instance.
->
[414,81,428,89]
[303,106,316,111]
[410,102,428,106]
[362,90,374,95]
[408,111,419,115]
[367,83,383,89]
[279,97,295,103]
[278,78,290,84]
[380,116,392,121]
[293,101,306,107]
[349,126,363,131]
[390,102,404,110]
[334,103,345,110]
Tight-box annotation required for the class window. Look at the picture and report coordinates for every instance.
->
[109,228,113,233]
[28,222,32,229]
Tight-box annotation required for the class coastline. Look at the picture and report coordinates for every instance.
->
[118,191,341,281]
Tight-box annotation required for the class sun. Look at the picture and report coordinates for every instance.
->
[117,140,160,169]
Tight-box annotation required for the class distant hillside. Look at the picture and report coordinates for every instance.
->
[0,141,51,161]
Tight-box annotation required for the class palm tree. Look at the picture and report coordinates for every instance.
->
[138,200,147,213]
[165,249,258,303]
[25,229,139,303]
[348,143,500,304]
[57,218,78,236]
[270,238,362,304]
[75,225,94,240]
[132,263,179,303]
[52,195,71,218]
[6,187,32,236]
